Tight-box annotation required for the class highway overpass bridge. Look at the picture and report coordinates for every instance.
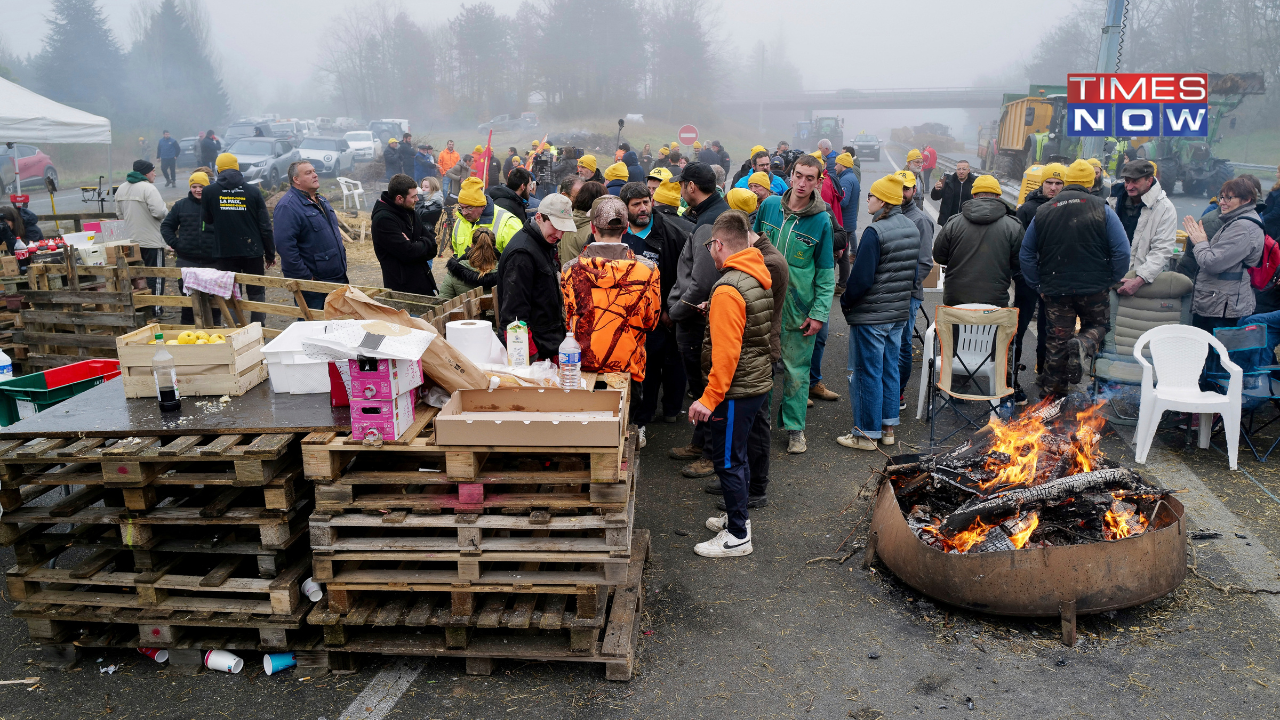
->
[720,87,1014,116]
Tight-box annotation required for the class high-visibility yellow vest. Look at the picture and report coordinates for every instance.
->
[452,203,522,257]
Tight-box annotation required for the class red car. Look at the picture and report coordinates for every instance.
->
[0,144,58,193]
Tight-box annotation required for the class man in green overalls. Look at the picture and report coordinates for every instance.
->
[753,154,836,454]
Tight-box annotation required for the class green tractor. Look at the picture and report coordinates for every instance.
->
[1020,95,1081,172]
[1135,73,1266,197]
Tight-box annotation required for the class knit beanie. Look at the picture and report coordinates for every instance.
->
[749,145,766,156]
[835,152,854,168]
[215,153,238,172]
[132,159,154,175]
[577,155,597,173]
[1086,157,1102,169]
[457,177,487,207]
[906,148,923,162]
[869,173,905,205]
[653,180,682,208]
[658,147,669,157]
[693,141,702,150]
[747,171,770,188]
[971,175,1002,196]
[726,188,758,214]
[473,144,484,154]
[188,171,210,187]
[604,162,629,182]
[1041,162,1068,182]
[1064,159,1095,186]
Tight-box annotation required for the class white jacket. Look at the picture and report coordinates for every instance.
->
[114,178,168,249]
[1108,179,1177,284]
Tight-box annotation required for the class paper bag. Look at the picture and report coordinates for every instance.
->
[323,286,488,392]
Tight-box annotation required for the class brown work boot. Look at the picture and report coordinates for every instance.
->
[668,443,703,460]
[1065,336,1097,385]
[810,382,840,401]
[682,457,715,478]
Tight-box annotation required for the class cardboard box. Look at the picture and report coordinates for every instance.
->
[348,356,423,400]
[116,323,267,398]
[103,242,142,263]
[435,387,625,447]
[350,388,417,442]
[0,255,17,277]
[923,263,942,289]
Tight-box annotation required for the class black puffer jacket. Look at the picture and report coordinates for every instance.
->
[201,169,275,260]
[487,185,528,224]
[1016,187,1051,229]
[415,191,443,247]
[371,191,437,296]
[496,219,565,360]
[933,197,1023,307]
[161,193,216,263]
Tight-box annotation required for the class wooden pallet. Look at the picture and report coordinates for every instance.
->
[14,594,314,650]
[299,530,647,680]
[25,625,324,672]
[0,432,300,489]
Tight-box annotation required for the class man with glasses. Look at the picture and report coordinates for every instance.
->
[1107,160,1177,296]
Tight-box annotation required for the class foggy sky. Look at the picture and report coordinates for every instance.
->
[10,0,1061,94]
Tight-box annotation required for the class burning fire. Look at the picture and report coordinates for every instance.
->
[1103,494,1149,540]
[978,399,1108,493]
[1007,512,1040,549]
[918,519,996,553]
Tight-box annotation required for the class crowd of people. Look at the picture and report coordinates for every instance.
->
[90,126,1280,560]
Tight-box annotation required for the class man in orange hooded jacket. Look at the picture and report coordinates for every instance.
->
[688,210,774,558]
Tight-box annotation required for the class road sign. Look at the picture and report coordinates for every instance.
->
[678,125,699,146]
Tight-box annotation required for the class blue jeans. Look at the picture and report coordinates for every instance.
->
[898,297,922,392]
[847,321,904,439]
[809,322,829,387]
[705,393,769,539]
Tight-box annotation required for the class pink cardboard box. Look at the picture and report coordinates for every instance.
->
[349,388,417,442]
[348,356,423,401]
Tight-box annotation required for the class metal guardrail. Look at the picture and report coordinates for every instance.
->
[1231,162,1277,174]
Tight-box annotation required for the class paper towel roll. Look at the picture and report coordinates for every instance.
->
[446,320,506,365]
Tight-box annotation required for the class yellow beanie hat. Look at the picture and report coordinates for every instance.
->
[1064,159,1094,186]
[188,171,210,187]
[906,148,923,162]
[473,144,484,154]
[604,162,629,182]
[749,145,766,156]
[531,140,540,147]
[658,147,669,157]
[457,177,487,207]
[869,173,905,205]
[670,142,679,150]
[1041,162,1068,182]
[747,171,770,188]
[894,169,916,188]
[726,188,758,214]
[653,180,682,207]
[693,141,702,150]
[835,152,854,168]
[215,153,238,172]
[577,154,597,173]
[1086,157,1102,169]
[971,175,1002,196]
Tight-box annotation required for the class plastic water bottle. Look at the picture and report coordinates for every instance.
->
[0,348,11,380]
[558,334,581,392]
[152,333,181,413]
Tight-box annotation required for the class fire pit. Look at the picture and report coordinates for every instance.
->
[866,399,1186,645]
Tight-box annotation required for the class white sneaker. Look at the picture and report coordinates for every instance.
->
[837,433,879,451]
[638,426,647,449]
[694,529,753,557]
[705,513,752,534]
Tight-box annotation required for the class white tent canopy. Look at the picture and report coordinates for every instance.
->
[0,77,112,144]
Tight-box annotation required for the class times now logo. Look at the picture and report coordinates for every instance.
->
[1066,73,1209,137]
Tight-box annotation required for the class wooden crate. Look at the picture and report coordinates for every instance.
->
[300,530,647,680]
[102,242,142,263]
[116,322,267,398]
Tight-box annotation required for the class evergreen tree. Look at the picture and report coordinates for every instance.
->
[129,0,230,134]
[30,0,124,116]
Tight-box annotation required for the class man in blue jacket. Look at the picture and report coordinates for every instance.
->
[273,160,349,310]
[733,151,789,195]
[414,144,438,183]
[156,130,181,187]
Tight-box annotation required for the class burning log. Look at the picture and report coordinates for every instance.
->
[941,468,1144,533]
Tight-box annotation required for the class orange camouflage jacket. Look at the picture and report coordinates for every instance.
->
[561,243,662,381]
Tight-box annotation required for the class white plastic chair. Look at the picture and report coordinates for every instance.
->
[915,303,1001,421]
[1133,324,1242,469]
[337,177,364,210]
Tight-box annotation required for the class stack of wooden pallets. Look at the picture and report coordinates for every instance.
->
[0,431,322,672]
[299,413,646,680]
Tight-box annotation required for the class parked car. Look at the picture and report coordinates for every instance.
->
[316,117,335,132]
[177,137,201,168]
[224,137,299,188]
[296,137,354,177]
[477,112,539,134]
[0,144,57,192]
[225,121,273,143]
[335,117,360,132]
[853,133,881,162]
[270,122,303,146]
[343,131,379,161]
[368,120,407,147]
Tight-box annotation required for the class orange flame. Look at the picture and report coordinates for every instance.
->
[919,518,997,553]
[1103,495,1149,540]
[1007,512,1040,549]
[977,399,1108,493]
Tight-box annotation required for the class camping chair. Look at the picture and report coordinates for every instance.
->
[1133,325,1242,469]
[1205,324,1280,462]
[1089,271,1194,423]
[917,305,1018,450]
[337,177,365,210]
[912,302,931,349]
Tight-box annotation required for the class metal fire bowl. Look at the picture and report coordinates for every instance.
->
[867,456,1187,618]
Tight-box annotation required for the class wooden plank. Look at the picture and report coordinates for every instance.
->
[19,310,140,327]
[158,436,204,456]
[199,556,245,588]
[199,487,245,518]
[54,437,107,457]
[102,437,160,457]
[199,435,244,456]
[18,291,135,305]
[241,433,294,457]
[68,548,121,579]
[14,438,67,458]
[405,596,436,627]
[25,589,272,615]
[601,530,647,658]
[49,486,107,517]
[372,595,411,626]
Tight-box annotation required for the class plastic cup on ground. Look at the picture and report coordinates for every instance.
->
[263,652,297,675]
[204,649,243,673]
[138,647,168,663]
[301,577,323,602]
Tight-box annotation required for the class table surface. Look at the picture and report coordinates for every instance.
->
[0,377,350,439]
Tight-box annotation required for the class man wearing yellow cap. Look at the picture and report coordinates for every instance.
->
[932,173,1023,308]
[733,150,788,196]
[646,166,672,194]
[1019,159,1131,398]
[577,154,603,183]
[905,149,925,209]
[731,145,767,186]
[202,152,275,324]
[1086,157,1105,197]
[604,162,629,196]
[161,171,219,325]
[1011,162,1066,396]
[452,176,523,257]
[838,173,921,451]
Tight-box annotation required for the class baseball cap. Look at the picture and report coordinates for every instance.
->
[1120,159,1156,180]
[537,193,577,232]
[647,166,672,182]
[591,195,628,229]
[669,161,717,188]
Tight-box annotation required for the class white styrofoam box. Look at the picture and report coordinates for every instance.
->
[75,245,107,266]
[262,321,336,394]
[60,231,97,248]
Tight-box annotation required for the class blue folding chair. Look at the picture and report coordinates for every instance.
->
[1207,324,1280,461]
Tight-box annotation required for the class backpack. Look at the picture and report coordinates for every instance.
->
[1233,216,1280,291]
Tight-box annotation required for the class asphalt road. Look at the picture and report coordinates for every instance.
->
[0,150,1277,718]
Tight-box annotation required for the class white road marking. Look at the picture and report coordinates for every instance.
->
[337,659,423,720]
